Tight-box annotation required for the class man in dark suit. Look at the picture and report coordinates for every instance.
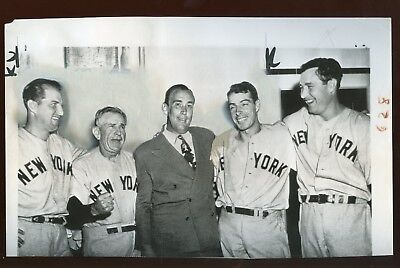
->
[134,84,222,257]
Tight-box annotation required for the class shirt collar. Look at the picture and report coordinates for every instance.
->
[163,127,191,144]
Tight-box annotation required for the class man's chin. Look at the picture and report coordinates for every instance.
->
[48,126,59,132]
[175,125,190,134]
[177,129,189,134]
[234,122,249,131]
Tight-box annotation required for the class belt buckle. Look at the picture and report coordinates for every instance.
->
[318,194,328,204]
[107,227,118,234]
[226,205,235,213]
[48,216,66,225]
[32,215,45,223]
[254,208,269,219]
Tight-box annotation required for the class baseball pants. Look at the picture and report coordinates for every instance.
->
[82,225,136,256]
[300,202,371,257]
[219,209,290,258]
[18,219,71,256]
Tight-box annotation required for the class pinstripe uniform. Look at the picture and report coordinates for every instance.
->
[70,148,137,256]
[17,127,84,256]
[211,122,295,258]
[283,107,371,257]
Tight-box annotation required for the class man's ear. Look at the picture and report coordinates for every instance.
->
[327,79,338,94]
[92,126,101,141]
[27,100,38,114]
[255,99,261,113]
[161,103,168,116]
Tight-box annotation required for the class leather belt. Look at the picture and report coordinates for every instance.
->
[300,194,363,204]
[225,206,269,218]
[30,215,66,225]
[106,224,136,234]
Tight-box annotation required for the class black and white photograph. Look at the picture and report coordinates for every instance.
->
[4,17,392,260]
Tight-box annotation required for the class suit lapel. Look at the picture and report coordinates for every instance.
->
[150,134,195,176]
[190,128,207,170]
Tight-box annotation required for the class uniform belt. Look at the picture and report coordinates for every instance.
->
[300,194,365,204]
[225,206,269,218]
[106,224,136,234]
[29,215,66,225]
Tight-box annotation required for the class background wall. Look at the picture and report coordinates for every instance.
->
[12,46,368,152]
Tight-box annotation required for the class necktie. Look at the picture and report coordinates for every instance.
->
[177,135,196,169]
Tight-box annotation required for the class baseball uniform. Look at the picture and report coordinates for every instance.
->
[70,147,137,257]
[283,106,371,257]
[17,127,84,256]
[211,122,296,258]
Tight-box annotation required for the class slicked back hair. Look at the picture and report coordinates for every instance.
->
[227,81,259,102]
[300,58,343,89]
[164,84,195,104]
[22,78,62,108]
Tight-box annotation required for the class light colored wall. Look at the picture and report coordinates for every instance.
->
[13,46,281,152]
[13,47,369,152]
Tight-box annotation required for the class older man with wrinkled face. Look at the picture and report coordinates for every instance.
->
[68,106,138,257]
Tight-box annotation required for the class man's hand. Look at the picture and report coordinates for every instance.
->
[91,193,114,216]
[18,228,24,248]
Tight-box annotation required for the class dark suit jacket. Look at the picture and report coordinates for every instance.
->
[133,127,221,257]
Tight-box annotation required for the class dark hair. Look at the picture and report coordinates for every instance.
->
[22,78,62,108]
[300,58,343,89]
[227,81,259,102]
[94,106,127,126]
[164,84,194,104]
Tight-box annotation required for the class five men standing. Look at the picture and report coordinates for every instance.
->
[15,57,371,258]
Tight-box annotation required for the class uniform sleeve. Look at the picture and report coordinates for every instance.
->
[210,138,222,175]
[133,149,153,249]
[62,137,87,161]
[70,160,92,205]
[282,122,297,172]
[277,118,297,172]
[356,115,371,185]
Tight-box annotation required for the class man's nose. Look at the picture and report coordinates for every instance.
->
[235,106,243,115]
[115,126,124,135]
[300,86,309,99]
[180,106,187,115]
[57,104,64,116]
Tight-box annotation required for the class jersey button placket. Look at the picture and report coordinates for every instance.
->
[248,141,254,176]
